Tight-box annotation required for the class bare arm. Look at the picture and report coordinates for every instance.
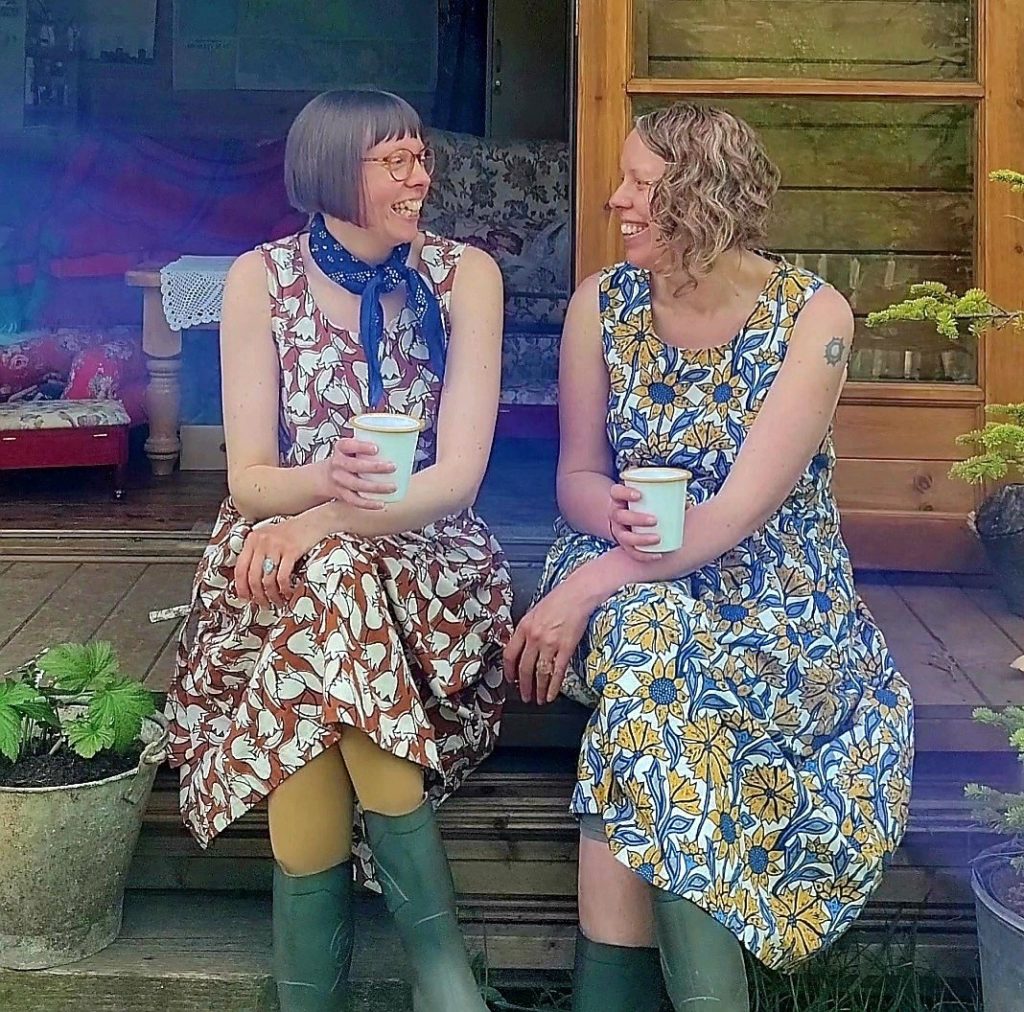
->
[555,273,617,537]
[306,244,505,538]
[570,284,856,606]
[221,251,333,520]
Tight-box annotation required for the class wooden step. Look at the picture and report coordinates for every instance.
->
[0,886,981,1012]
[131,752,1008,947]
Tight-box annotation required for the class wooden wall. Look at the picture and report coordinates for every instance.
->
[576,0,1011,572]
[639,0,975,80]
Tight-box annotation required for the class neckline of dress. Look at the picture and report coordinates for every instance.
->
[637,258,787,357]
[287,231,439,336]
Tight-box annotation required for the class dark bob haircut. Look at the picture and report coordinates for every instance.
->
[284,89,423,226]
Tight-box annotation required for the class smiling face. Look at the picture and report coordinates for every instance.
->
[359,133,432,246]
[607,129,668,271]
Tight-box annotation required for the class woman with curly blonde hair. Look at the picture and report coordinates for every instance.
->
[506,103,913,1010]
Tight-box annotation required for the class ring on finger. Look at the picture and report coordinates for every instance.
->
[261,557,277,577]
[536,657,554,676]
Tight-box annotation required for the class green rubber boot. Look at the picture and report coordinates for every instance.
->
[272,861,354,1012]
[572,930,666,1012]
[653,892,750,1012]
[364,800,488,1012]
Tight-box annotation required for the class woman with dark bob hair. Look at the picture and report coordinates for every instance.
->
[164,89,512,1011]
[506,103,914,1009]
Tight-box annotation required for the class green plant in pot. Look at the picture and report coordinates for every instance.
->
[866,169,1024,617]
[960,705,1024,1011]
[0,641,168,970]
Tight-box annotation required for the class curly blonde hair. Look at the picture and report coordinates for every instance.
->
[634,103,780,280]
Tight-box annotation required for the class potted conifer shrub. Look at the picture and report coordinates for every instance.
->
[869,169,1024,1009]
[964,708,1024,1011]
[866,170,1024,616]
[0,641,168,969]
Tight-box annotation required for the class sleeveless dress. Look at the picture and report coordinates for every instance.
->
[165,232,514,888]
[534,259,914,970]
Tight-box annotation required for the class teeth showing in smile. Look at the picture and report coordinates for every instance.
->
[393,199,423,218]
[621,223,647,237]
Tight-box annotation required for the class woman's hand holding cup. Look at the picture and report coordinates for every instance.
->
[323,436,397,510]
[608,483,662,561]
[610,467,690,561]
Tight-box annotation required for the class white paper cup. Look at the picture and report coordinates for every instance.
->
[350,412,423,503]
[620,466,690,553]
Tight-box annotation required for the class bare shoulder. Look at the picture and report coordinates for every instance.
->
[224,248,268,294]
[452,242,501,285]
[562,271,602,340]
[795,283,854,336]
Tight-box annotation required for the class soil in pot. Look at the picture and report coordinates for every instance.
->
[0,744,143,788]
[983,859,1024,918]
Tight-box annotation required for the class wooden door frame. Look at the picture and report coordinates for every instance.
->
[572,0,1024,572]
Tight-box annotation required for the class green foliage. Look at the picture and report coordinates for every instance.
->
[0,642,156,765]
[949,404,1024,484]
[867,172,1024,489]
[966,703,1024,839]
[865,284,1017,342]
[990,169,1024,193]
[865,170,1024,341]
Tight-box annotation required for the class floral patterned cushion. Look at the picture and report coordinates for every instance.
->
[0,398,130,431]
[424,130,571,335]
[427,129,570,231]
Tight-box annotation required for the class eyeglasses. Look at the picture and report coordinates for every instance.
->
[363,147,435,182]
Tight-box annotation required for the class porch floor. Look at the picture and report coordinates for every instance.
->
[0,544,1018,755]
[0,439,1020,986]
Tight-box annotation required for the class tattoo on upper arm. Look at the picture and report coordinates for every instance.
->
[823,336,849,367]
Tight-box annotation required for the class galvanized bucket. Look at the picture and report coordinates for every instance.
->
[0,712,169,969]
[972,841,1024,1012]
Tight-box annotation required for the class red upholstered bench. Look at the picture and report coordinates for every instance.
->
[0,399,130,498]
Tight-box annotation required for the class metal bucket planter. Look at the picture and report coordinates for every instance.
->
[972,842,1024,1011]
[0,712,169,970]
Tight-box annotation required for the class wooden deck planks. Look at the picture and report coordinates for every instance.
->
[858,579,984,705]
[0,562,80,657]
[2,559,1023,751]
[0,563,144,672]
[92,564,195,685]
[146,628,183,691]
[890,573,1024,707]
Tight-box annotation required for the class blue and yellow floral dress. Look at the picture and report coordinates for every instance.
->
[535,258,914,970]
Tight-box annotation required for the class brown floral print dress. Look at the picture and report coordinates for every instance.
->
[164,232,513,888]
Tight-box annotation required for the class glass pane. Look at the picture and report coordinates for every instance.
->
[635,0,975,80]
[632,98,976,382]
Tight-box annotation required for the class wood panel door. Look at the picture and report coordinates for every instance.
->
[574,0,1024,572]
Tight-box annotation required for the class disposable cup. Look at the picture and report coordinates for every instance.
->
[350,412,423,503]
[620,466,690,553]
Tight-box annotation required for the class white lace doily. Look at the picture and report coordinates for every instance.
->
[159,256,237,332]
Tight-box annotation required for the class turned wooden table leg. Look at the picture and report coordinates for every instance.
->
[141,288,182,476]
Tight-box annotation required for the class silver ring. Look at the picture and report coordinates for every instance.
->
[261,557,277,576]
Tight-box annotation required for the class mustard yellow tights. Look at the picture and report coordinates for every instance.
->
[268,728,425,876]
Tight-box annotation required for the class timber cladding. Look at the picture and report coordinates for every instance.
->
[575,0,1021,572]
[639,0,975,81]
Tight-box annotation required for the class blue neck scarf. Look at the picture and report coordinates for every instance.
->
[307,213,446,407]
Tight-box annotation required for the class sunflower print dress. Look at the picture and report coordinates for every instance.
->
[534,258,914,970]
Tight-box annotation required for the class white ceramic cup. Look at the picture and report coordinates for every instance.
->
[620,466,691,553]
[350,412,423,503]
